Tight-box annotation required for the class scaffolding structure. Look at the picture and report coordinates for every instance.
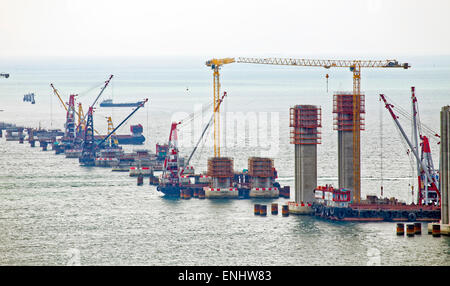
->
[207,157,234,178]
[289,105,322,145]
[333,92,365,131]
[248,157,274,178]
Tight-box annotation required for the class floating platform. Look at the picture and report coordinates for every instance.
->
[129,166,153,177]
[204,187,239,199]
[65,149,82,158]
[288,201,314,215]
[311,202,441,222]
[249,187,279,198]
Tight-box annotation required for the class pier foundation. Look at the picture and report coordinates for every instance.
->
[205,157,238,198]
[248,157,278,198]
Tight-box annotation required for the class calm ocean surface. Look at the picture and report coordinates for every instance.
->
[1,55,449,265]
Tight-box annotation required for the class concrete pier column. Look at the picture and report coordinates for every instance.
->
[333,92,365,202]
[295,144,317,203]
[289,105,321,210]
[338,130,354,192]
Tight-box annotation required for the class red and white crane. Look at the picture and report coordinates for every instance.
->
[380,88,440,206]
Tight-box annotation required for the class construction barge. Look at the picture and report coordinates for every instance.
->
[154,122,289,199]
[309,185,440,222]
[286,88,443,223]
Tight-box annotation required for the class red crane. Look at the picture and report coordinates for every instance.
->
[380,90,440,206]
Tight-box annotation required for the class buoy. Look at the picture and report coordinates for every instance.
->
[432,224,441,237]
[271,203,278,215]
[414,222,422,235]
[259,205,267,216]
[282,205,289,217]
[396,223,404,235]
[406,224,415,237]
[254,204,260,215]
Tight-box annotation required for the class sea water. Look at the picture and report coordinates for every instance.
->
[0,55,449,265]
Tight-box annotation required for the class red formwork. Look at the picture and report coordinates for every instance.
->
[333,92,365,131]
[248,157,274,178]
[207,157,234,178]
[289,105,322,145]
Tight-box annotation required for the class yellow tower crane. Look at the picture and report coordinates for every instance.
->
[78,103,86,130]
[205,56,410,203]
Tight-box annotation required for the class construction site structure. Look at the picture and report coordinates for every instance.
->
[105,116,119,147]
[333,92,365,201]
[205,57,409,203]
[380,93,440,206]
[248,157,278,198]
[159,122,182,194]
[205,58,234,158]
[288,105,322,214]
[205,157,238,198]
[64,94,77,144]
[79,99,148,166]
[431,105,450,235]
[76,103,86,144]
[157,92,227,198]
[79,106,96,166]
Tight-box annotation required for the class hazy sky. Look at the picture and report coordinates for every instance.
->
[0,0,449,58]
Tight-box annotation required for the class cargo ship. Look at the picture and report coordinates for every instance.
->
[99,99,145,108]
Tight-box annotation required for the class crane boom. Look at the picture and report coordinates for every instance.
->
[235,57,410,69]
[91,74,113,108]
[50,83,68,112]
[380,94,437,187]
[185,92,228,167]
[97,98,148,147]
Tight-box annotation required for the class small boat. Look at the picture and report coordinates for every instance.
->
[99,99,144,108]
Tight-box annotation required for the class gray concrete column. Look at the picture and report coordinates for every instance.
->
[295,144,317,204]
[441,106,450,224]
[338,130,354,193]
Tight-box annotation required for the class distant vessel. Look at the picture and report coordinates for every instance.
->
[99,99,144,107]
[23,93,36,104]
[94,124,145,145]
